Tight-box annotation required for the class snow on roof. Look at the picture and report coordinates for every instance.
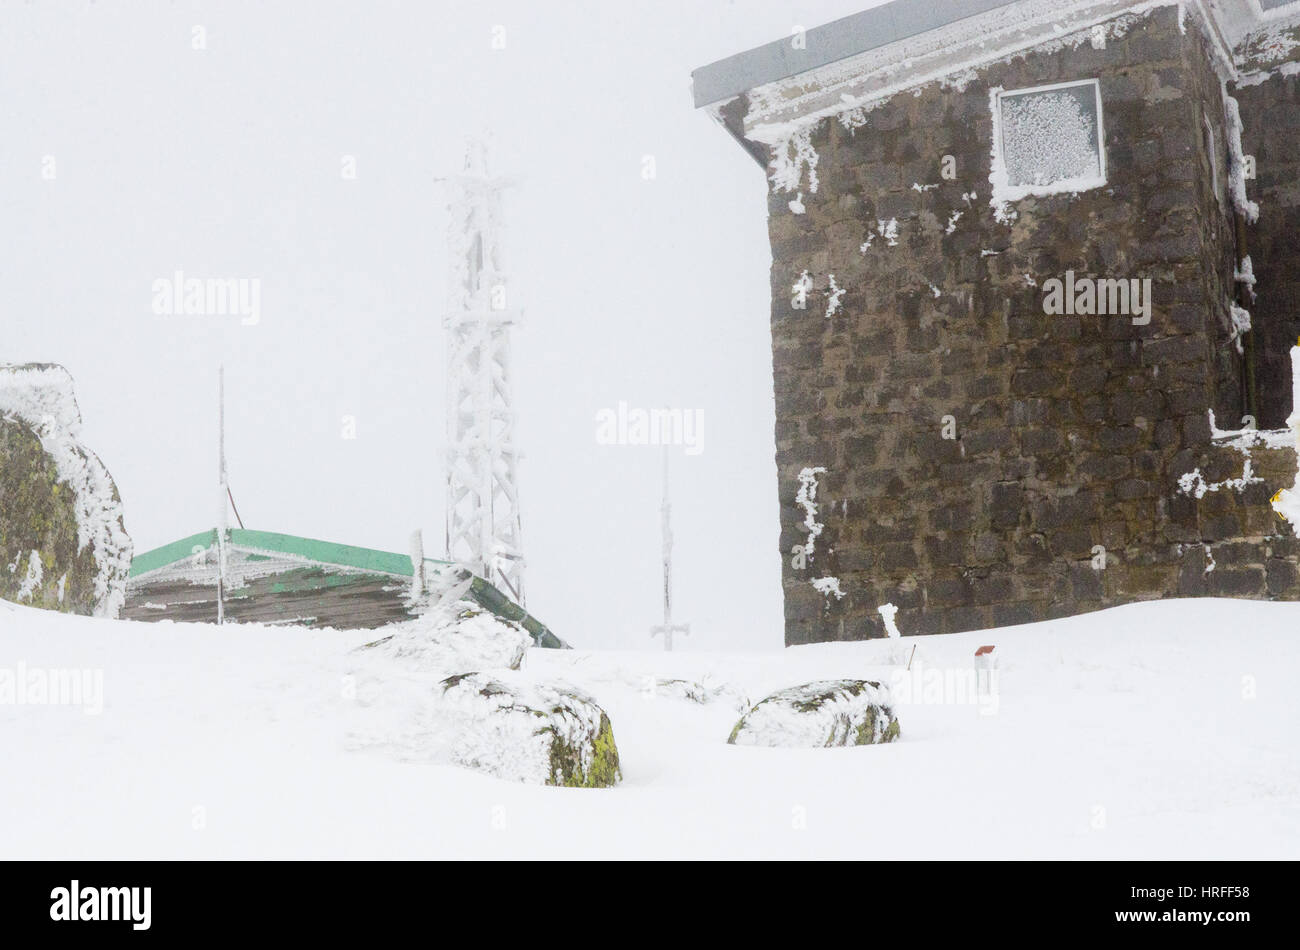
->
[129,527,568,647]
[129,527,435,579]
[693,0,1298,145]
[690,0,1020,108]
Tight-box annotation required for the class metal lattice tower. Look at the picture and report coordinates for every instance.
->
[651,447,689,651]
[443,142,526,604]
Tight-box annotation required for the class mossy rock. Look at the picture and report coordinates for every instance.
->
[0,416,127,616]
[727,679,901,748]
[438,672,621,787]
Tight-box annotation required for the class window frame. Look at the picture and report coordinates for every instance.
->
[991,78,1107,201]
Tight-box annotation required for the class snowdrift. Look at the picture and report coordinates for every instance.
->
[1,596,1297,859]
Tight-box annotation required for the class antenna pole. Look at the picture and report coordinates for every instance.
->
[216,366,227,625]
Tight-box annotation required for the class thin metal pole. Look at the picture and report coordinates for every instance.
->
[216,366,227,626]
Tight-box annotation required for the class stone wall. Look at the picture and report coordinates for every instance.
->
[1236,21,1300,429]
[762,7,1300,644]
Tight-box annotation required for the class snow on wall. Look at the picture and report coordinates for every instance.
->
[860,218,900,251]
[792,270,813,309]
[1235,18,1300,85]
[811,576,845,600]
[0,364,131,618]
[1235,255,1257,302]
[1177,461,1261,499]
[1228,303,1253,354]
[769,126,819,195]
[878,602,902,638]
[795,466,828,560]
[825,275,845,317]
[1271,346,1300,535]
[1175,408,1294,500]
[1223,92,1261,223]
[1236,58,1300,86]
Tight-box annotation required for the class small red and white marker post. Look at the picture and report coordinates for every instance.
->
[974,645,997,697]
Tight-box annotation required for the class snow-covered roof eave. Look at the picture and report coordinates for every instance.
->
[693,0,1286,147]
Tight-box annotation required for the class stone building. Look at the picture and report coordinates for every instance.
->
[693,0,1300,643]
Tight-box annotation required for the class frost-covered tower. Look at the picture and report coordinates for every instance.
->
[444,142,526,604]
[694,0,1300,645]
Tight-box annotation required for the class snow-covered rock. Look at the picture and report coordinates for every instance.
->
[727,679,900,748]
[0,363,131,617]
[360,601,531,673]
[434,672,621,787]
[645,676,749,712]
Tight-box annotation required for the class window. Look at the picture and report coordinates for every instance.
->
[991,79,1106,201]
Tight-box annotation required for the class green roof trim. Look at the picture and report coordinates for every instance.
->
[127,527,569,649]
[128,529,217,577]
[129,528,456,579]
[229,529,426,577]
[467,576,567,649]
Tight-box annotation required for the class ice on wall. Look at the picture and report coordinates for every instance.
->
[1236,256,1257,302]
[1237,22,1300,85]
[812,576,844,600]
[792,270,813,308]
[998,86,1101,190]
[860,219,900,251]
[1223,93,1260,224]
[1178,461,1261,499]
[770,126,819,196]
[1271,346,1300,535]
[825,275,845,317]
[878,602,902,638]
[795,466,827,560]
[1229,304,1253,354]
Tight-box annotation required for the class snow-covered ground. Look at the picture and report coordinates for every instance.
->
[1,596,1296,859]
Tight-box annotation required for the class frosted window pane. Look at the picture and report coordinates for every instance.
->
[999,84,1102,188]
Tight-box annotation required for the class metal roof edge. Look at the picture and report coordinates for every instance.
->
[129,528,458,579]
[691,0,1284,112]
[128,529,218,577]
[690,0,1021,107]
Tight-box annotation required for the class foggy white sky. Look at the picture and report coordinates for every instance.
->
[1,0,887,651]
